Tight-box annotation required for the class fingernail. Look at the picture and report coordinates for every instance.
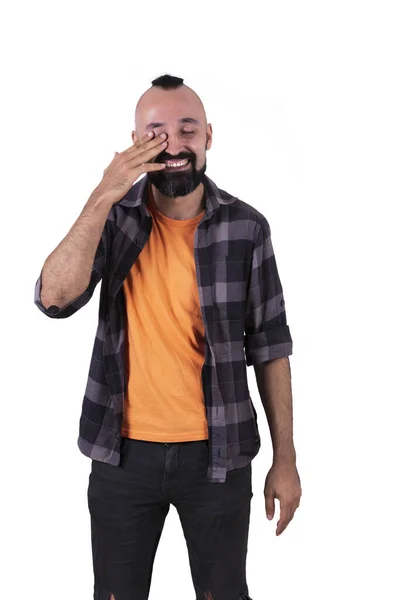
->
[147,131,153,137]
[267,514,273,520]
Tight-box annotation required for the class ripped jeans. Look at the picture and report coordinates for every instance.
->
[87,438,254,600]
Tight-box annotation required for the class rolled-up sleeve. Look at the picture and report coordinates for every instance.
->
[34,225,107,319]
[244,216,293,366]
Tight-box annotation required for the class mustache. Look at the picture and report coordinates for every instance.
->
[156,153,194,162]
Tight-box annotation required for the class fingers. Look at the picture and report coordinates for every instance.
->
[276,500,297,536]
[125,131,168,169]
[264,466,302,536]
[265,491,275,521]
[105,130,168,182]
[132,139,168,166]
[126,130,167,159]
[139,161,167,173]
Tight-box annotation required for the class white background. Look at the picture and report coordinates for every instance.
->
[1,1,399,598]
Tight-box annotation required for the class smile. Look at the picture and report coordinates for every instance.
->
[164,159,190,170]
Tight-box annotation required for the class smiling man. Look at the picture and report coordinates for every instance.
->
[34,74,301,600]
[135,78,210,209]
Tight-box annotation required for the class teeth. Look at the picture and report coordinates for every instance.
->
[165,159,189,168]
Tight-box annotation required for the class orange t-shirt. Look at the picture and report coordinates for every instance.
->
[121,186,208,442]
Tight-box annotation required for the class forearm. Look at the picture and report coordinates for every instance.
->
[40,190,112,309]
[254,356,296,463]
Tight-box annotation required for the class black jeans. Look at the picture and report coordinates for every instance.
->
[87,437,254,600]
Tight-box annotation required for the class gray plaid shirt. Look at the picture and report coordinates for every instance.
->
[34,174,293,483]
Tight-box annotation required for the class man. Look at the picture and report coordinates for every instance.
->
[34,74,301,600]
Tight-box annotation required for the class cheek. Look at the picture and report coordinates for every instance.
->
[191,144,206,163]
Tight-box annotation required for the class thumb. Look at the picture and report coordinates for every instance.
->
[265,492,275,520]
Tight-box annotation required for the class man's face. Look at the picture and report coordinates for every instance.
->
[133,86,212,198]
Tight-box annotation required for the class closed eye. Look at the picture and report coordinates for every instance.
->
[182,131,195,135]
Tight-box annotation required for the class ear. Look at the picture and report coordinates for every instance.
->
[206,123,213,151]
[131,130,138,144]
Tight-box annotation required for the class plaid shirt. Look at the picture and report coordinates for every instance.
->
[34,174,293,483]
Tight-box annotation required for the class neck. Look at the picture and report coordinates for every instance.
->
[149,182,205,220]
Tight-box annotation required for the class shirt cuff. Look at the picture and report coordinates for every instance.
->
[34,272,81,318]
[244,326,293,366]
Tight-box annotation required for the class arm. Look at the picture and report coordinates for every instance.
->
[35,130,169,318]
[244,215,293,366]
[258,357,301,536]
[254,357,296,463]
[244,217,301,535]
[34,190,112,318]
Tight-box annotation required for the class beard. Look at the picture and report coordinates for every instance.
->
[146,152,207,198]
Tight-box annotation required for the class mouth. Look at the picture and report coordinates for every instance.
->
[162,158,191,171]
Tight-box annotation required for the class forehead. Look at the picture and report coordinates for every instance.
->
[135,86,205,130]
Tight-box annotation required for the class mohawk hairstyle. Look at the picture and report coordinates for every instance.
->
[151,74,184,90]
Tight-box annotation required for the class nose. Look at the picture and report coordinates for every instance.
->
[162,131,186,157]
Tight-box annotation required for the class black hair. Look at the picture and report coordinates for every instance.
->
[151,74,184,90]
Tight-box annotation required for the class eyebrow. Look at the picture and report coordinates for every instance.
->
[145,117,200,130]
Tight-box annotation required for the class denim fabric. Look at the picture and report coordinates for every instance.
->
[88,437,254,600]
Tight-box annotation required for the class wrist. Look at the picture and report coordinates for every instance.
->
[273,447,297,466]
[85,196,113,218]
[88,187,114,209]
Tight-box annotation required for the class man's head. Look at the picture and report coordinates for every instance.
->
[133,74,212,198]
